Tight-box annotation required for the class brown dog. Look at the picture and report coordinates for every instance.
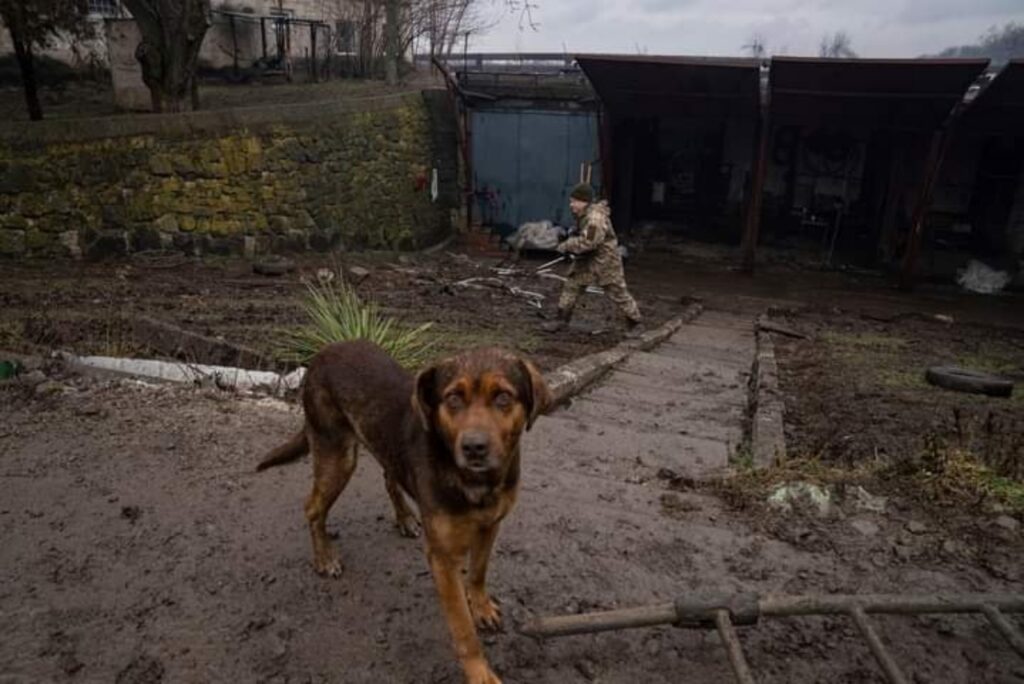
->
[257,340,550,684]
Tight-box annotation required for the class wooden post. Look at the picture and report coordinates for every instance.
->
[324,25,331,80]
[899,125,955,290]
[464,105,474,230]
[740,104,770,272]
[310,23,317,82]
[285,18,292,82]
[598,106,613,200]
[229,14,239,78]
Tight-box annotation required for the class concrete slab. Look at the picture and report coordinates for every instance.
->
[581,378,748,416]
[662,324,755,352]
[523,413,731,480]
[560,396,743,443]
[618,351,750,387]
[530,309,756,483]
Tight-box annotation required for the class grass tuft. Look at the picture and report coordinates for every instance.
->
[275,276,438,369]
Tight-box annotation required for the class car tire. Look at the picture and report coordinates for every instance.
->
[924,366,1014,398]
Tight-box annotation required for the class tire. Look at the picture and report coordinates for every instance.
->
[925,366,1014,398]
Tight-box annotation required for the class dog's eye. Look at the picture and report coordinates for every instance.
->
[493,391,513,409]
[444,394,465,411]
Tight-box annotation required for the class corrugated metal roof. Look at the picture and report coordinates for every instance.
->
[962,59,1024,135]
[769,56,989,131]
[574,54,761,118]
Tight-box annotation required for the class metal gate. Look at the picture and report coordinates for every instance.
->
[471,108,601,237]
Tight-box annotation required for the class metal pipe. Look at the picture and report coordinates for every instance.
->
[759,594,1024,617]
[520,602,677,637]
[849,606,909,684]
[981,604,1024,658]
[714,610,756,684]
[520,593,1024,638]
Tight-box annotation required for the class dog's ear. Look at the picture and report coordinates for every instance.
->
[516,358,552,431]
[412,365,438,432]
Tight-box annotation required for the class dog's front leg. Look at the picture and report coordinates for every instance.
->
[426,518,500,684]
[467,522,502,630]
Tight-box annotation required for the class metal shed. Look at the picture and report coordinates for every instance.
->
[575,55,762,242]
[741,57,989,276]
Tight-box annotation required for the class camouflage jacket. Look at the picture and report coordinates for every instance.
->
[557,201,624,283]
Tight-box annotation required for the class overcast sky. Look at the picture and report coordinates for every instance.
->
[469,0,1022,58]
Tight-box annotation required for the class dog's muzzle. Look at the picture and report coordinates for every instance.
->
[457,430,498,474]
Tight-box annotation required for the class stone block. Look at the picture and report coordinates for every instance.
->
[85,230,129,259]
[133,226,164,251]
[0,229,26,255]
[25,228,58,251]
[153,213,179,233]
[148,153,174,176]
[60,230,82,259]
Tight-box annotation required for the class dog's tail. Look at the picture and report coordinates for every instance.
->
[256,429,309,471]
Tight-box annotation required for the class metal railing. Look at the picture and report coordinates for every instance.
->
[521,592,1024,684]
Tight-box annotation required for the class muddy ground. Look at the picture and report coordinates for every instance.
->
[771,306,1024,471]
[2,248,1023,683]
[0,251,680,374]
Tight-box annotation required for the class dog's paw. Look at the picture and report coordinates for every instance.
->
[313,554,344,578]
[467,591,502,631]
[462,659,502,684]
[395,515,421,539]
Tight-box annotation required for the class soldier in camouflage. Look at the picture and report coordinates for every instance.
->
[541,183,642,334]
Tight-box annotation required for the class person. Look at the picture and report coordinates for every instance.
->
[542,183,642,334]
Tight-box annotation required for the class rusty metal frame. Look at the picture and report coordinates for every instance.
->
[521,592,1024,683]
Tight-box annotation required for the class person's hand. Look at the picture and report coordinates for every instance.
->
[555,242,567,254]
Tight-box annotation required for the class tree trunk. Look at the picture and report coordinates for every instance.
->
[123,0,211,113]
[8,23,43,121]
[385,0,399,85]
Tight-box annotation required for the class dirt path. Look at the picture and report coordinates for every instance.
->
[2,306,1022,683]
[531,310,755,482]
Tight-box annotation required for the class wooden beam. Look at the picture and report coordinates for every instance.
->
[597,105,613,200]
[229,14,239,78]
[310,23,317,82]
[260,17,267,60]
[899,105,963,289]
[741,105,770,272]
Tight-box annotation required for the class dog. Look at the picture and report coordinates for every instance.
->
[257,340,551,684]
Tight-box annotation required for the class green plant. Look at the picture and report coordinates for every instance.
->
[276,276,437,369]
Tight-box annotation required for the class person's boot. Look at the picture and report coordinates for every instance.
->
[541,309,571,333]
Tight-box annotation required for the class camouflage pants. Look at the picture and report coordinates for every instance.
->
[558,271,642,323]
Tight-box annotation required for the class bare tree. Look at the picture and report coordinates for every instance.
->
[385,0,399,83]
[321,0,533,79]
[0,0,92,121]
[411,0,496,58]
[819,31,857,58]
[121,0,211,112]
[742,33,767,58]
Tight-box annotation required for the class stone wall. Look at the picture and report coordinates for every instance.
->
[0,90,457,259]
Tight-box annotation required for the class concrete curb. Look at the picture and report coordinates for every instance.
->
[545,303,703,407]
[748,329,787,468]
